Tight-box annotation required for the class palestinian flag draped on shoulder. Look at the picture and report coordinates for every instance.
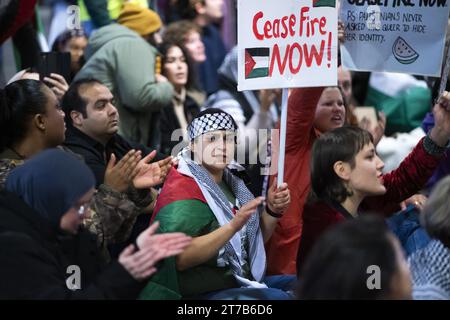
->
[151,167,207,223]
[141,167,211,300]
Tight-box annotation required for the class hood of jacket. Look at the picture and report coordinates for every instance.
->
[84,23,142,60]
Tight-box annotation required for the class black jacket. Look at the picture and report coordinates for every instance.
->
[158,95,200,156]
[63,127,154,187]
[0,190,144,299]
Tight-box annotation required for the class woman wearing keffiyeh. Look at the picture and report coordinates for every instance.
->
[139,108,294,300]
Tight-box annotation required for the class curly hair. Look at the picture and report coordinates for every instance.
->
[163,20,202,48]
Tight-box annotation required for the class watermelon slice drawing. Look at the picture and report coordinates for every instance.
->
[392,37,419,64]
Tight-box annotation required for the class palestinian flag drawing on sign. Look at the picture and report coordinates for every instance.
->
[313,0,335,7]
[245,47,270,79]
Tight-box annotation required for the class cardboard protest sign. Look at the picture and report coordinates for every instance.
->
[340,0,450,76]
[237,0,338,91]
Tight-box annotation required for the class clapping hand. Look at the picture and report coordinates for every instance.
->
[133,151,173,189]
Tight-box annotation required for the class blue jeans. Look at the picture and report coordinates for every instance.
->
[386,205,430,256]
[198,275,297,300]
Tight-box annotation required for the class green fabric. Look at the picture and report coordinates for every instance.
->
[365,86,431,135]
[138,199,237,300]
[218,180,236,206]
[74,24,174,144]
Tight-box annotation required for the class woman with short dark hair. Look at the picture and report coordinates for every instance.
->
[297,91,450,273]
[140,109,293,300]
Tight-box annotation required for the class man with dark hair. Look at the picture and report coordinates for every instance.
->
[62,79,173,257]
[62,78,171,189]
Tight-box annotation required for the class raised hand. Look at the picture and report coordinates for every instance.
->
[266,179,290,216]
[230,197,265,232]
[133,151,173,189]
[43,73,69,101]
[104,149,142,192]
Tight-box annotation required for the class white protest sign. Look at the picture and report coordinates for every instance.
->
[237,0,338,91]
[340,0,450,76]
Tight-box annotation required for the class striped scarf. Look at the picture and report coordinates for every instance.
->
[178,151,266,285]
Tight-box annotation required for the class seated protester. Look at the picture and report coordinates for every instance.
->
[139,109,293,300]
[409,176,450,300]
[297,215,412,300]
[0,79,155,260]
[0,149,191,299]
[61,78,173,257]
[158,42,200,157]
[297,91,450,273]
[61,78,172,190]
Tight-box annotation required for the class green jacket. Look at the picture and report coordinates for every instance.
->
[75,24,174,145]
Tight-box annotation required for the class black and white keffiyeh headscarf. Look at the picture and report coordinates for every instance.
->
[409,240,450,300]
[188,109,237,141]
[178,109,267,286]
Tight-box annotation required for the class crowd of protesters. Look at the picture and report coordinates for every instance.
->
[1,0,450,300]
